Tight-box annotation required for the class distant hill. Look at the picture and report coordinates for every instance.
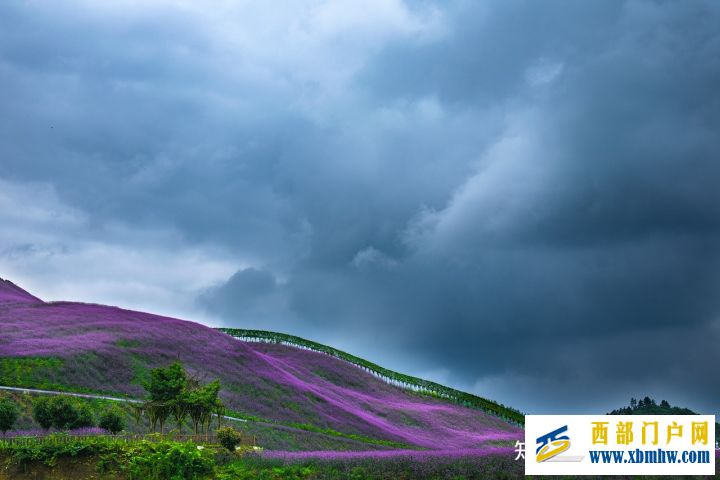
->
[0,277,521,450]
[0,278,43,304]
[609,396,719,441]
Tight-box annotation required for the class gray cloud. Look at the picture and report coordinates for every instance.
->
[1,0,719,415]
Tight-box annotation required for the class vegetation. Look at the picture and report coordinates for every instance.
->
[0,397,19,436]
[103,438,215,480]
[609,396,720,440]
[215,453,525,480]
[0,434,215,479]
[32,395,95,430]
[216,426,244,452]
[98,406,126,434]
[0,357,64,391]
[135,362,225,435]
[218,328,525,425]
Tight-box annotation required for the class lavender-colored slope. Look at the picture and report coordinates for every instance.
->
[0,278,43,304]
[0,280,521,450]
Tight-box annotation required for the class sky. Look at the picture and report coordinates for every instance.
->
[1,0,719,415]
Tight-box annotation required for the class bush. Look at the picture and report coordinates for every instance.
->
[32,397,54,430]
[50,396,80,430]
[75,403,95,429]
[216,426,243,452]
[32,396,95,430]
[115,440,215,480]
[0,398,18,435]
[99,407,125,434]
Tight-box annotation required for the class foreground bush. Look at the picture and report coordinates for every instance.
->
[107,440,215,480]
[0,435,215,479]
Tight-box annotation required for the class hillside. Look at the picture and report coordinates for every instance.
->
[0,278,521,451]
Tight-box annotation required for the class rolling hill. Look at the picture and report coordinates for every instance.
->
[0,277,521,451]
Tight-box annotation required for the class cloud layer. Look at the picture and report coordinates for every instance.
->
[1,0,719,414]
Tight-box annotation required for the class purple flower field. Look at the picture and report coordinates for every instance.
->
[0,279,522,453]
[262,446,515,460]
[3,427,108,438]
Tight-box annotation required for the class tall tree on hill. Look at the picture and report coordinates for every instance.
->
[144,362,187,433]
[185,380,222,435]
[140,362,224,435]
[146,362,187,403]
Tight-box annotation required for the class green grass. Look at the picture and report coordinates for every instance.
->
[0,434,216,479]
[0,357,65,390]
[223,408,414,450]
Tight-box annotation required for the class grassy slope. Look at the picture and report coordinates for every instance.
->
[0,279,521,451]
[219,328,523,424]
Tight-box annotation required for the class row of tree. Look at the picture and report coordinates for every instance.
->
[133,362,225,434]
[1,362,223,437]
[0,395,125,436]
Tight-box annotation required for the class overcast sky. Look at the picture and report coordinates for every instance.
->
[1,0,719,415]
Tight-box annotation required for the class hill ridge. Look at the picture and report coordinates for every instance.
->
[219,328,524,425]
[0,277,43,304]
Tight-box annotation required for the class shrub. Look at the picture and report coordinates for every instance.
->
[0,398,18,436]
[32,396,95,431]
[116,440,215,480]
[216,426,243,452]
[74,403,95,429]
[52,397,78,429]
[99,407,125,434]
[32,397,54,430]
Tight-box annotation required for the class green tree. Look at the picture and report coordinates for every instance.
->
[144,362,188,433]
[0,398,18,436]
[49,396,80,430]
[32,396,95,430]
[146,362,187,403]
[185,380,221,434]
[32,397,54,430]
[141,362,225,434]
[99,407,125,434]
[74,402,95,429]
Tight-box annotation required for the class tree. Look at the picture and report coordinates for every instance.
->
[33,397,54,430]
[146,362,187,403]
[32,396,95,430]
[140,362,224,435]
[99,407,125,434]
[185,380,221,435]
[0,398,18,436]
[49,396,80,430]
[144,362,188,433]
[74,403,95,429]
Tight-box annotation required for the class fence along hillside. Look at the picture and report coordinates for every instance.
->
[217,328,524,426]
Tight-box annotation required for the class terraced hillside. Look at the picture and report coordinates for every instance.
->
[0,278,521,450]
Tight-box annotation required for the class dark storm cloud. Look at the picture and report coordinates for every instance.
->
[2,0,719,414]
